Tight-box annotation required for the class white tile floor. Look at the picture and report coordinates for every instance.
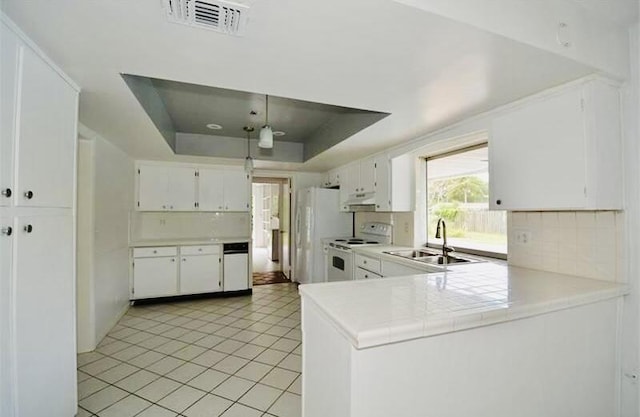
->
[77,283,301,417]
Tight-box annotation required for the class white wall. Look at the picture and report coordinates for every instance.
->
[76,139,95,352]
[76,127,134,352]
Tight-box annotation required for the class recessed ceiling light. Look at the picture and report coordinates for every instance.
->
[206,123,223,130]
[273,131,286,137]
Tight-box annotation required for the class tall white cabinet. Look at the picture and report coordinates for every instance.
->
[0,17,80,417]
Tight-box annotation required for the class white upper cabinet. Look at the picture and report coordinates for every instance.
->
[198,167,250,212]
[222,169,250,211]
[137,165,197,211]
[0,22,18,207]
[14,41,78,209]
[343,158,376,195]
[360,158,376,194]
[137,164,250,212]
[197,167,225,211]
[489,79,622,210]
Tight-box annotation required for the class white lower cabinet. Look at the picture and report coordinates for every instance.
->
[180,246,222,294]
[13,214,76,417]
[355,267,383,280]
[381,259,435,276]
[133,252,178,299]
[132,244,225,299]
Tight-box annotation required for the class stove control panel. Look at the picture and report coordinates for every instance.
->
[359,222,392,241]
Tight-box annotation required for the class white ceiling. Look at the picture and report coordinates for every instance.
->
[2,0,595,172]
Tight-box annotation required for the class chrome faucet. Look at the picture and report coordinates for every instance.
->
[435,218,454,258]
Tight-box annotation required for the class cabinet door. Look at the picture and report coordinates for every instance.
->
[180,254,221,294]
[223,170,250,211]
[0,216,14,416]
[133,257,178,298]
[490,88,586,210]
[346,164,360,194]
[360,158,376,194]
[167,167,197,211]
[374,155,391,211]
[16,46,77,209]
[198,168,225,211]
[223,253,249,291]
[138,165,169,211]
[14,214,76,417]
[0,23,19,207]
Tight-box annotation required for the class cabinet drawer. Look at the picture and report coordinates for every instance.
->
[355,267,383,280]
[355,254,381,274]
[180,245,221,256]
[133,246,177,258]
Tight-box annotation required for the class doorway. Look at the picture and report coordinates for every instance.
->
[251,177,291,285]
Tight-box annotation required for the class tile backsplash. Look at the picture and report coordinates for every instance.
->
[130,211,250,242]
[507,211,625,283]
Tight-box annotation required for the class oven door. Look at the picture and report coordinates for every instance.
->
[327,246,354,282]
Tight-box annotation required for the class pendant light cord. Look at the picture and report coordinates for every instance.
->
[265,95,269,126]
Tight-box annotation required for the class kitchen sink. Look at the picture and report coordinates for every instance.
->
[383,249,484,266]
[416,255,476,265]
[383,249,442,258]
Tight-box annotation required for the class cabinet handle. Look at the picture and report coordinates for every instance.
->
[1,227,12,236]
[153,250,157,254]
[24,224,33,233]
[182,258,186,261]
[24,190,33,200]
[170,258,175,262]
[198,248,202,252]
[363,260,367,264]
[365,274,369,279]
[496,199,502,205]
[162,205,166,209]
[225,206,228,210]
[170,205,174,209]
[1,188,11,198]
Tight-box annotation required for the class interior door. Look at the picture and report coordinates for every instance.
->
[280,181,291,278]
[14,214,76,417]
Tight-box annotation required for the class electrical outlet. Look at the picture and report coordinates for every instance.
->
[514,229,532,245]
[159,218,166,226]
[404,222,409,233]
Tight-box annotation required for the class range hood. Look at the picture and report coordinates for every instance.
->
[345,191,376,211]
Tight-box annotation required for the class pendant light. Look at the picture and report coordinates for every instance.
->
[243,126,254,173]
[259,94,274,149]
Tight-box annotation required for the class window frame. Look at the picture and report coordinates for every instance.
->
[425,143,507,260]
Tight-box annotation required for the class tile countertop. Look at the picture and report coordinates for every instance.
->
[299,262,629,350]
[351,244,507,271]
[130,237,251,247]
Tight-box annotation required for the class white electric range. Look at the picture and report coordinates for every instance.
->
[323,222,392,282]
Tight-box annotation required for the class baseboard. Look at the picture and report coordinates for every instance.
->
[131,289,252,306]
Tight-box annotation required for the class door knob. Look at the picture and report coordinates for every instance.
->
[1,227,12,236]
[1,188,11,198]
[24,190,33,199]
[24,224,33,233]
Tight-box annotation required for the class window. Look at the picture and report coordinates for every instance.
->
[426,144,507,256]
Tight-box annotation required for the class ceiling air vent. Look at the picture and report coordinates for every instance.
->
[164,0,249,36]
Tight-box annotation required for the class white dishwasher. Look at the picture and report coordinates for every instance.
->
[223,242,249,291]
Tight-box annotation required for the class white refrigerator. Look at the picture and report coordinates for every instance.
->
[294,188,352,284]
